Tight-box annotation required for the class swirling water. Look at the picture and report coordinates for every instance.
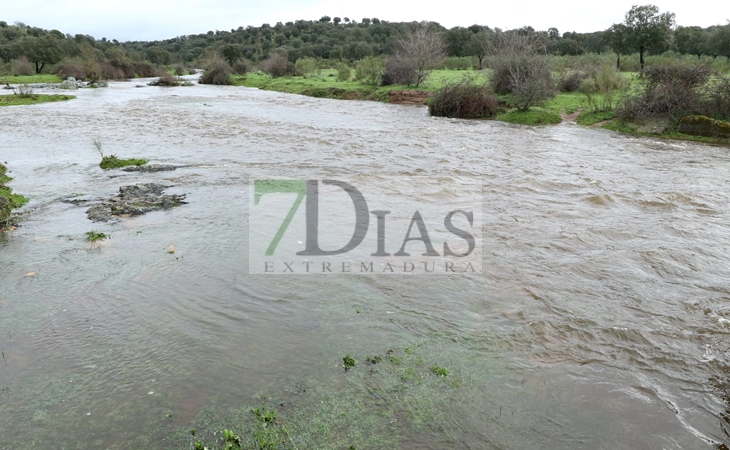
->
[0,79,729,449]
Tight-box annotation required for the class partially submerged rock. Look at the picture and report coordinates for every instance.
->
[677,115,730,139]
[120,164,181,173]
[86,183,186,222]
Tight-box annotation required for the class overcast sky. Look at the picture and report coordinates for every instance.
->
[4,0,728,42]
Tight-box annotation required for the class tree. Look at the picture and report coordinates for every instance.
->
[219,43,242,66]
[19,35,63,73]
[675,26,707,58]
[486,31,555,111]
[390,22,446,87]
[604,24,631,69]
[146,46,170,66]
[708,22,730,60]
[623,4,675,70]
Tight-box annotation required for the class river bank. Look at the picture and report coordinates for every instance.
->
[233,70,730,146]
[0,162,27,228]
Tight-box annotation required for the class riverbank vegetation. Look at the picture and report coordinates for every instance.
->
[1,6,729,142]
[0,163,27,228]
[0,83,74,106]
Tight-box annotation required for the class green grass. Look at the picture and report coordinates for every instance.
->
[496,107,562,125]
[0,94,75,107]
[0,74,63,84]
[99,155,148,170]
[598,119,730,146]
[576,109,616,125]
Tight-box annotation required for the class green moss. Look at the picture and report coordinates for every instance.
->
[99,155,148,170]
[496,107,562,125]
[0,94,75,107]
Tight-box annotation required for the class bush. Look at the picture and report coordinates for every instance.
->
[55,61,86,80]
[381,56,417,86]
[10,57,34,76]
[704,77,730,121]
[557,70,592,92]
[616,64,713,123]
[335,62,351,81]
[150,73,181,86]
[99,62,124,80]
[174,65,186,76]
[232,59,253,75]
[295,57,321,78]
[355,56,383,86]
[261,53,295,78]
[130,62,156,78]
[199,59,233,85]
[487,33,556,110]
[580,65,628,112]
[428,76,499,119]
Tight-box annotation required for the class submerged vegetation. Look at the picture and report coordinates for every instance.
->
[182,344,462,450]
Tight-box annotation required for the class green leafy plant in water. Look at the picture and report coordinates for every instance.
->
[430,366,448,377]
[342,354,356,371]
[85,231,108,242]
[99,154,148,170]
[222,429,241,449]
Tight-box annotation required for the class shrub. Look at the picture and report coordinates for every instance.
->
[10,57,34,76]
[174,65,186,76]
[99,62,124,80]
[55,61,86,80]
[130,62,156,78]
[580,65,629,112]
[355,56,383,85]
[199,59,232,85]
[150,73,181,86]
[704,77,730,121]
[616,64,713,123]
[261,53,295,78]
[428,76,499,119]
[381,56,417,86]
[557,70,592,92]
[295,57,320,78]
[335,62,351,81]
[231,59,253,75]
[487,32,556,110]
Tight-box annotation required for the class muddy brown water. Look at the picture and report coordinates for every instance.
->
[1,78,729,449]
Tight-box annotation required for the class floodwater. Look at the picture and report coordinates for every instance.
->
[0,78,729,449]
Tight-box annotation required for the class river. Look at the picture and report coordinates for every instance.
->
[0,78,729,449]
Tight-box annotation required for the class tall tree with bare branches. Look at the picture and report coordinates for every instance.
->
[391,22,447,87]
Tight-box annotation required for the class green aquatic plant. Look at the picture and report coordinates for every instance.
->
[430,366,448,377]
[342,355,356,371]
[85,231,108,242]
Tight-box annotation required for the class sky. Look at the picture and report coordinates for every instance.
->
[4,0,728,42]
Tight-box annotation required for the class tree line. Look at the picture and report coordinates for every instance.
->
[0,7,729,76]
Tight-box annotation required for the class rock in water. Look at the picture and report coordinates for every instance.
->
[86,183,186,222]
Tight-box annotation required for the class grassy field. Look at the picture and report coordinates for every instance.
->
[0,74,63,84]
[0,93,75,107]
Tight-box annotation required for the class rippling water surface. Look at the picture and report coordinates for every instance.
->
[1,78,729,449]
